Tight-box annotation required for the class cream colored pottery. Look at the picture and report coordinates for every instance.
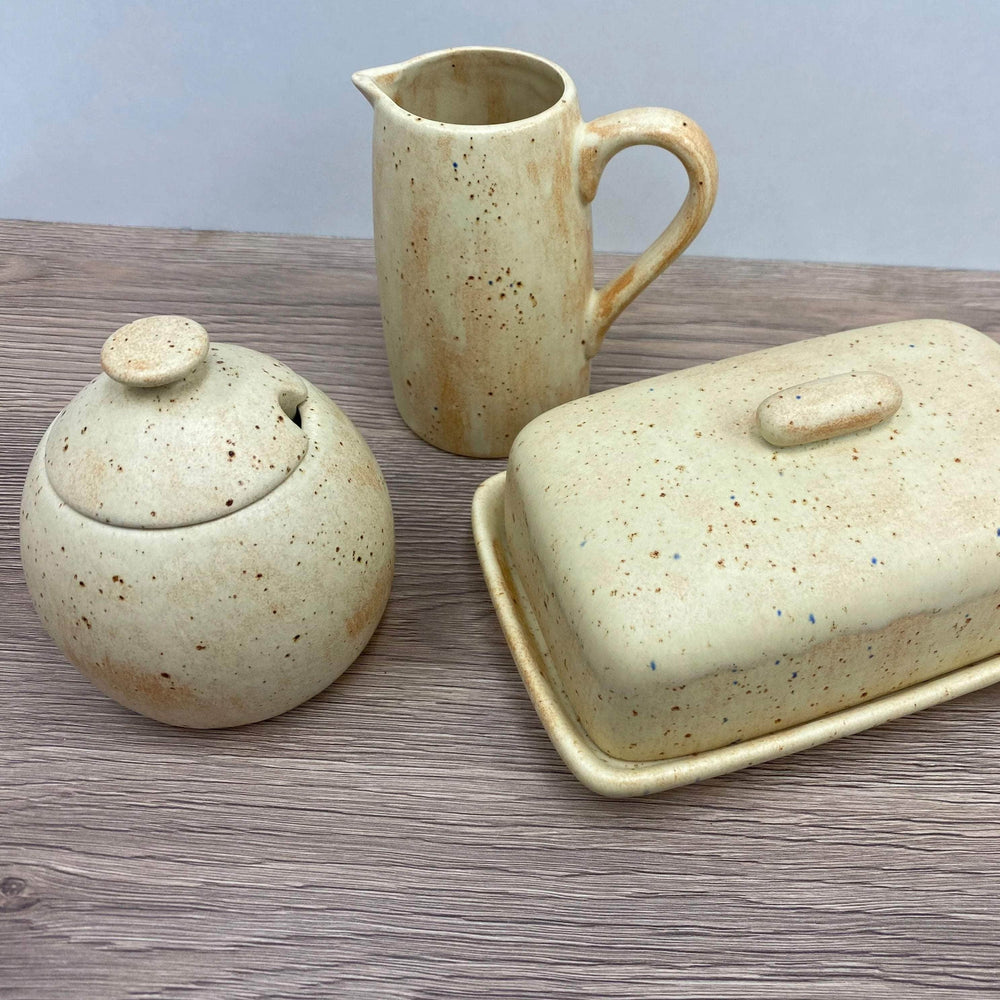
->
[20,317,395,728]
[355,47,717,458]
[472,319,1000,795]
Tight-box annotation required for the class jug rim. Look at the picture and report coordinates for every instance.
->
[353,46,578,132]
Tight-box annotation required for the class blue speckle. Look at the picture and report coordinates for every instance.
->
[673,552,681,560]
[488,280,493,285]
[774,660,780,665]
[808,613,816,624]
[580,539,586,547]
[722,717,728,723]
[791,671,798,678]
[452,162,458,169]
[867,645,872,651]
[909,344,915,348]
[795,395,802,400]
[871,557,878,564]
[996,528,1000,537]
[730,494,736,500]
[733,680,738,685]
[776,609,782,617]
[649,660,656,671]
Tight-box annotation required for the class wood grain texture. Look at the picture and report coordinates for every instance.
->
[2,219,1000,999]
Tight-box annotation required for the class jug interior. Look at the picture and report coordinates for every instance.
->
[387,50,565,126]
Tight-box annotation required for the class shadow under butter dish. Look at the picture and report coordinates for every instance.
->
[473,319,1000,794]
[21,317,394,728]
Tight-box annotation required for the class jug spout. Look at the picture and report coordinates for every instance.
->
[352,62,403,107]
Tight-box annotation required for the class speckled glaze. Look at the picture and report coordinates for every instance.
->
[473,319,1000,793]
[354,47,717,457]
[21,317,394,728]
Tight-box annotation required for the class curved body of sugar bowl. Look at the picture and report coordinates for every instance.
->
[21,317,394,728]
[474,319,1000,794]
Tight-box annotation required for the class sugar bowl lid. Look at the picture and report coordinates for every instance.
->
[44,316,309,529]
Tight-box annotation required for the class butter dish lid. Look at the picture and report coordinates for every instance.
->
[506,319,1000,684]
[44,316,309,529]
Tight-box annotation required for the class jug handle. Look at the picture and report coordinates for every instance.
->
[578,108,718,359]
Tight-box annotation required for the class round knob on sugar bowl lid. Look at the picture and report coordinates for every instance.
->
[21,316,395,729]
[101,315,210,387]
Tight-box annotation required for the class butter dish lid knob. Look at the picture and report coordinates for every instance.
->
[101,315,210,387]
[756,371,903,447]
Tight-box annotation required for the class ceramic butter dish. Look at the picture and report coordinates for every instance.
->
[473,319,1000,795]
[21,317,394,728]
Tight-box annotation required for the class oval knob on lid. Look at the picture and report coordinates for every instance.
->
[101,316,210,387]
[756,371,902,447]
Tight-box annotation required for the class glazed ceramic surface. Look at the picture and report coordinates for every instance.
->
[21,317,394,728]
[473,319,1000,793]
[355,47,717,458]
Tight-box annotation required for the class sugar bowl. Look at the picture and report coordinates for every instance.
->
[21,316,394,727]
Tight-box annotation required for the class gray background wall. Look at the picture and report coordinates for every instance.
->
[2,0,997,269]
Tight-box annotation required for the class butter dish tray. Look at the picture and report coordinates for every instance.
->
[472,320,1000,795]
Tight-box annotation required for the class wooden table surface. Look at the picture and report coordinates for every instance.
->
[2,220,999,999]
